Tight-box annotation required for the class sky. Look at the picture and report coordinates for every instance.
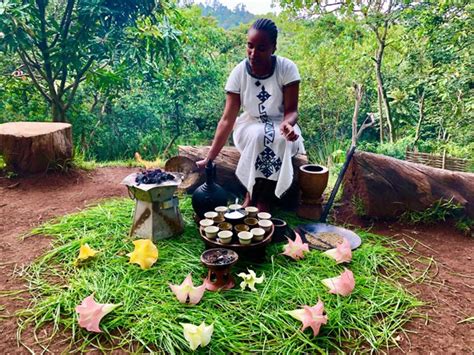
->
[194,0,281,15]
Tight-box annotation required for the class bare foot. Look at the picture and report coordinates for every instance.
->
[242,192,251,208]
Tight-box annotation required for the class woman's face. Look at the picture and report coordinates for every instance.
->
[247,28,276,68]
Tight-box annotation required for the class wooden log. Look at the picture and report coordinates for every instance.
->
[342,151,474,219]
[175,145,308,206]
[0,122,73,174]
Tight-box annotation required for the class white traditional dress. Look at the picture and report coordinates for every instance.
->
[225,55,305,198]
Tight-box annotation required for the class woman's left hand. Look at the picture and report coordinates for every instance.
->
[280,121,299,142]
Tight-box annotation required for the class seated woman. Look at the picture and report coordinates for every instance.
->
[196,18,305,212]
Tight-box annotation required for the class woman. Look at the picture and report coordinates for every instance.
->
[196,18,305,212]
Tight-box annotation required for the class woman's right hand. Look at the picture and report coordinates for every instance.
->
[195,157,210,169]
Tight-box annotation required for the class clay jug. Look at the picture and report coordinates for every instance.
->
[297,164,329,220]
[299,164,329,202]
[192,160,228,218]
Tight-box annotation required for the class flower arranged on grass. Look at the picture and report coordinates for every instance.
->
[238,269,265,291]
[127,239,158,270]
[74,243,99,265]
[281,232,310,260]
[181,322,214,350]
[75,294,120,333]
[322,268,355,296]
[323,238,352,264]
[170,274,206,305]
[286,300,328,336]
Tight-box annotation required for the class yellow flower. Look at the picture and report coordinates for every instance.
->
[127,239,158,270]
[75,243,99,265]
[181,322,214,350]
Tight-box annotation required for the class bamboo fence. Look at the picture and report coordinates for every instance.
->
[405,150,472,172]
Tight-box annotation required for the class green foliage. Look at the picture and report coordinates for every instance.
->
[21,197,421,352]
[359,136,414,160]
[351,195,367,217]
[395,0,473,150]
[0,0,471,164]
[455,217,473,237]
[70,6,242,161]
[72,149,140,171]
[0,0,179,122]
[198,1,255,29]
[400,198,464,224]
[277,15,375,150]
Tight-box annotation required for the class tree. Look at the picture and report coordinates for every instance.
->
[0,0,176,122]
[397,0,473,154]
[277,0,414,143]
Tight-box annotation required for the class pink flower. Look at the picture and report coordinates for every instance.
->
[75,294,120,333]
[170,274,206,305]
[286,300,328,336]
[321,268,355,296]
[281,232,310,260]
[324,238,352,264]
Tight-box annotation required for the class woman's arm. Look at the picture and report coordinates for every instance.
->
[196,93,241,168]
[280,82,300,142]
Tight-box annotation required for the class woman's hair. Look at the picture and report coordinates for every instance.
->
[251,18,278,45]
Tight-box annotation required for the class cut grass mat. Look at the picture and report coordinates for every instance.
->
[19,197,422,353]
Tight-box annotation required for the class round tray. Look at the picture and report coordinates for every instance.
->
[296,223,362,251]
[199,225,274,259]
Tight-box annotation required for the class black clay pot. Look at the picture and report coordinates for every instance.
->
[271,218,296,243]
[192,160,228,218]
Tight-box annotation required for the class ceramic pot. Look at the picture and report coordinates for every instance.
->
[297,164,329,220]
[270,218,288,243]
[192,161,228,219]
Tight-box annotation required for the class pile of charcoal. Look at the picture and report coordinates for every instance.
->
[204,249,237,265]
[135,169,175,185]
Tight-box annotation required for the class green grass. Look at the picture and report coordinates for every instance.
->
[400,198,464,224]
[455,217,473,237]
[73,158,142,171]
[351,195,367,217]
[19,197,422,353]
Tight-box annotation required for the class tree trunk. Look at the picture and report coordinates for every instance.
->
[375,50,394,143]
[377,85,384,143]
[351,83,364,148]
[0,122,73,174]
[342,151,474,219]
[172,145,308,208]
[414,92,425,146]
[52,101,67,123]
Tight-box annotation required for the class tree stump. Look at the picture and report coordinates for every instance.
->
[171,145,308,208]
[342,151,474,219]
[0,122,73,174]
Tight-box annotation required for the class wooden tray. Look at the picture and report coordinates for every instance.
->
[199,225,274,261]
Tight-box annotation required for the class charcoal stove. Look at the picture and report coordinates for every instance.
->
[121,172,184,242]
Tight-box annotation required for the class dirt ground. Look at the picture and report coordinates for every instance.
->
[0,167,473,353]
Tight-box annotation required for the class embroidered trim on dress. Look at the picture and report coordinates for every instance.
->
[254,84,282,178]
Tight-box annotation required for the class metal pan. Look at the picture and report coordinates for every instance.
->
[295,223,361,251]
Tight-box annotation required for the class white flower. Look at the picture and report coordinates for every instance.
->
[237,269,264,291]
[181,322,214,350]
[0,32,5,40]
